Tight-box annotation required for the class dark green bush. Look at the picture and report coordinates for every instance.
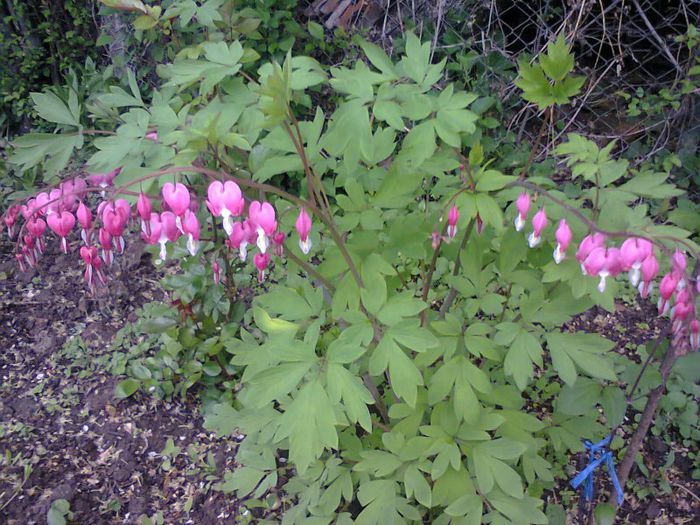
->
[0,0,97,134]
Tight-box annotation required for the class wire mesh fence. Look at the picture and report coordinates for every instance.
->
[309,0,699,156]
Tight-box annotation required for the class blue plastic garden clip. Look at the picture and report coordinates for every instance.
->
[570,434,624,506]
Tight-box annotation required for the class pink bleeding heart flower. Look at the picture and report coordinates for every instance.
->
[182,210,200,256]
[620,237,653,286]
[26,217,46,255]
[15,252,27,273]
[637,254,659,298]
[59,179,85,211]
[76,202,93,244]
[162,182,191,218]
[102,204,128,254]
[527,208,547,248]
[142,212,162,244]
[66,178,88,201]
[80,246,105,292]
[295,208,313,254]
[22,234,37,261]
[254,252,271,283]
[87,168,120,191]
[48,188,65,215]
[33,192,51,217]
[690,319,699,351]
[671,249,687,289]
[553,219,572,264]
[584,246,621,292]
[137,192,152,237]
[157,211,180,261]
[188,192,199,213]
[657,273,679,315]
[137,192,152,220]
[447,205,459,240]
[26,216,46,239]
[514,192,531,232]
[671,289,693,332]
[213,260,221,285]
[21,201,34,220]
[248,201,277,254]
[576,233,606,274]
[98,228,113,266]
[207,181,245,236]
[227,220,254,261]
[272,231,286,257]
[47,210,75,254]
[114,198,132,221]
[3,205,20,238]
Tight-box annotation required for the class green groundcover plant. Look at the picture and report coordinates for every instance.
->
[2,2,699,523]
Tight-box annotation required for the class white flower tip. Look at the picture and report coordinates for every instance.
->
[597,275,607,293]
[628,268,640,287]
[553,245,565,264]
[223,215,234,236]
[514,215,525,232]
[256,229,268,254]
[299,238,312,255]
[187,236,199,256]
[159,241,168,261]
[527,232,540,248]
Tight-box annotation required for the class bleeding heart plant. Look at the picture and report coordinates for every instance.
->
[2,27,698,525]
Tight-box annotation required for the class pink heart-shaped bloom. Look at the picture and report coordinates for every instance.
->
[102,207,126,237]
[77,202,93,230]
[137,192,152,220]
[162,182,191,216]
[248,201,277,235]
[47,210,75,237]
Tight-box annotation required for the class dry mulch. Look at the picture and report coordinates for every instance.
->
[0,239,240,524]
